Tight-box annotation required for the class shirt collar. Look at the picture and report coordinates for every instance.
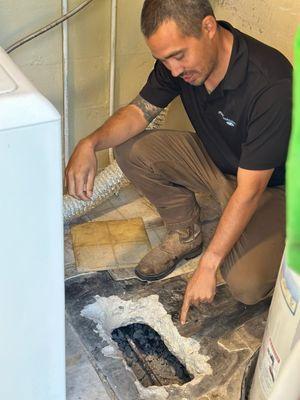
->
[218,21,249,91]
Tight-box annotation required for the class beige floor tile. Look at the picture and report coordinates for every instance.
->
[107,218,149,243]
[71,222,111,246]
[114,243,150,264]
[75,245,116,272]
[71,218,151,272]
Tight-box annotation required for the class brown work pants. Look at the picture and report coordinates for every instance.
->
[115,129,285,305]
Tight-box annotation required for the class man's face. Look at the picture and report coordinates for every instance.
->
[146,18,218,87]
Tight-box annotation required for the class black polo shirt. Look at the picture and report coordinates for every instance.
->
[140,21,292,186]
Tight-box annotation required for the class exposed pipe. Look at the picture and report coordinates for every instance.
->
[124,333,163,386]
[109,0,117,118]
[5,0,95,54]
[62,0,70,165]
[108,0,117,164]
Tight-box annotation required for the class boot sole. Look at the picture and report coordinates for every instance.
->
[135,244,203,282]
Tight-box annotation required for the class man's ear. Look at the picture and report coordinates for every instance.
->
[201,16,217,39]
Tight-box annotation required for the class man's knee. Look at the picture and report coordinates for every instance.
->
[114,129,160,168]
[221,247,281,306]
[222,263,276,305]
[226,279,275,305]
[228,287,265,305]
[115,129,194,168]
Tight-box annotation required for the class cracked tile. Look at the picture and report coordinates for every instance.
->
[235,313,268,352]
[108,267,137,281]
[218,330,250,353]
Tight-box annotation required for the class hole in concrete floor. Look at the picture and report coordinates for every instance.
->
[112,323,193,387]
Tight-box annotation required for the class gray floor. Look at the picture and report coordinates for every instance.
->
[66,321,111,400]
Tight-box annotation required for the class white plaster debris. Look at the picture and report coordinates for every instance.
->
[101,344,122,359]
[135,380,169,400]
[81,294,212,399]
[81,294,211,377]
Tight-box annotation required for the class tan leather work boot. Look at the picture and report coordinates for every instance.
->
[135,223,203,281]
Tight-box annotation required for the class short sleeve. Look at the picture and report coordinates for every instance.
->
[239,80,292,170]
[139,60,181,108]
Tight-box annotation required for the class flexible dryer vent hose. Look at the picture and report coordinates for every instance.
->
[63,108,169,223]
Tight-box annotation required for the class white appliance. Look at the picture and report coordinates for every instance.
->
[249,255,300,400]
[0,48,65,400]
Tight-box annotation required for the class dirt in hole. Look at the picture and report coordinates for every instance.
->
[112,323,192,387]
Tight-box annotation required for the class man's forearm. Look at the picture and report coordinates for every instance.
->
[202,188,263,271]
[65,95,164,200]
[84,95,164,152]
[85,104,148,152]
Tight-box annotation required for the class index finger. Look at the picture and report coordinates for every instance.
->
[180,295,191,325]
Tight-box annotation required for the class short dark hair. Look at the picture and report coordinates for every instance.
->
[141,0,215,38]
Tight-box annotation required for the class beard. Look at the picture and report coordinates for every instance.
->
[180,56,217,87]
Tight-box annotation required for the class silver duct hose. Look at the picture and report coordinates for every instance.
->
[63,108,169,223]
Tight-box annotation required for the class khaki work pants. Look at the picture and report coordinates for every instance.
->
[115,129,286,305]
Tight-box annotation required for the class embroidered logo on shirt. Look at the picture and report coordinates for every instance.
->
[218,111,236,127]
